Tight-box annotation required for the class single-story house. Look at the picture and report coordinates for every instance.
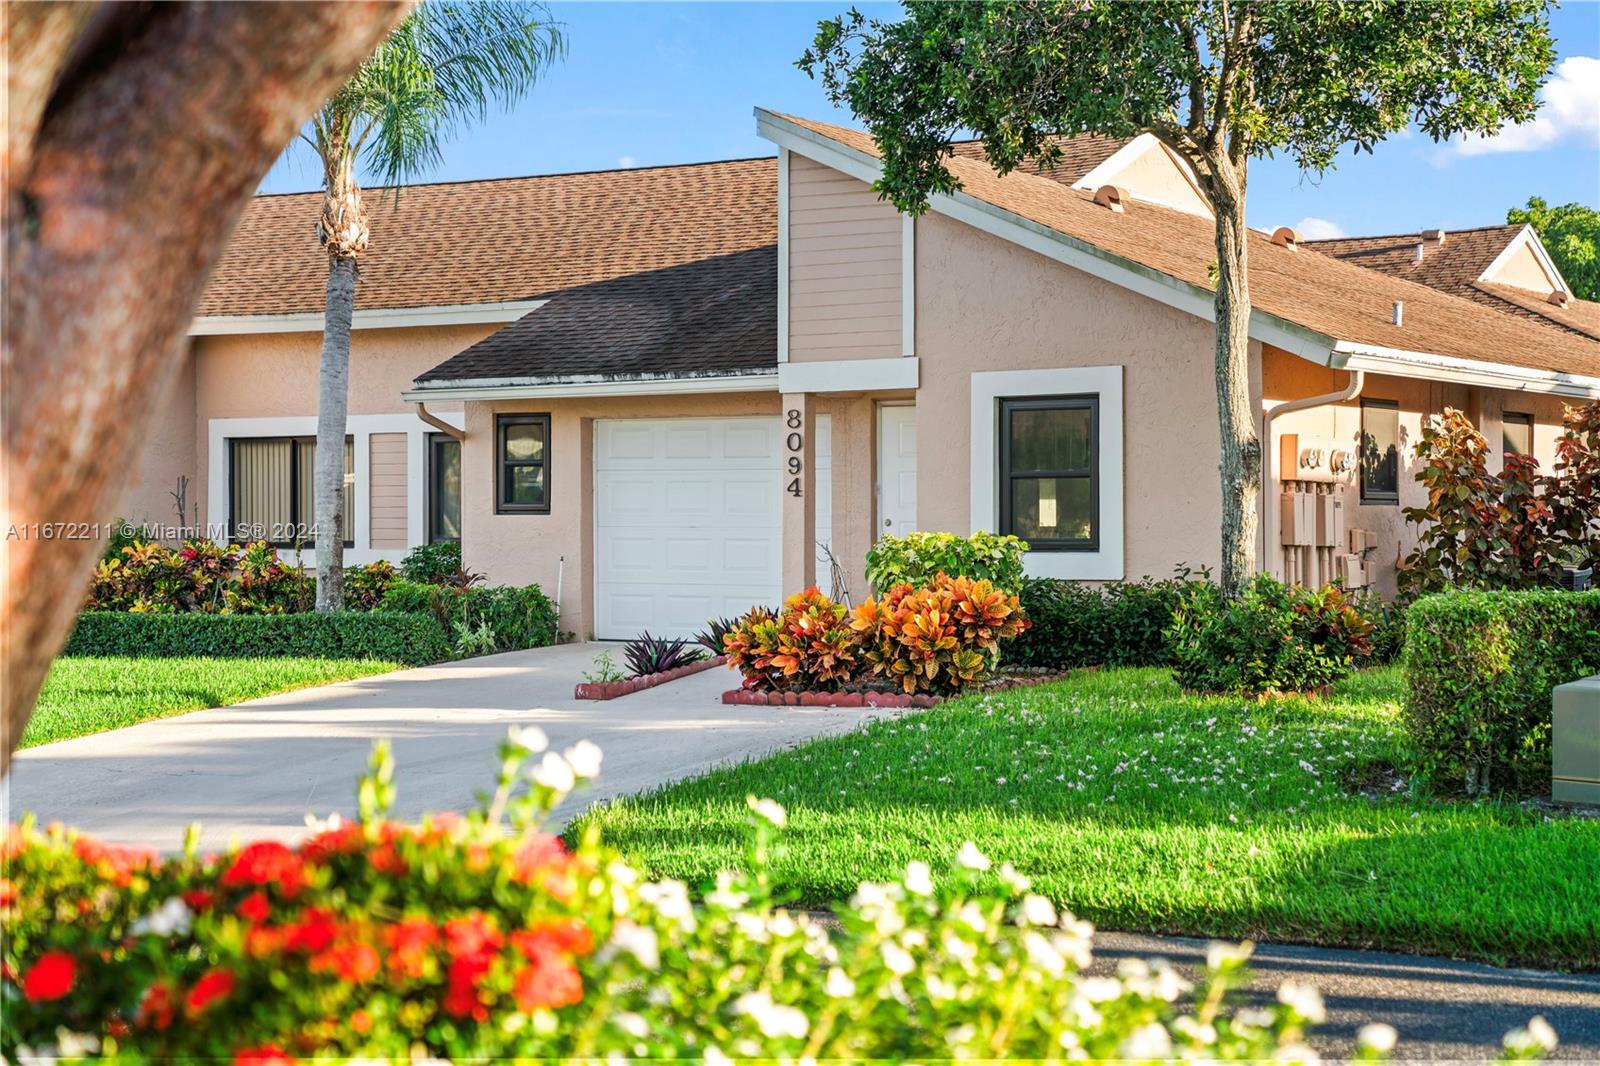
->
[123,109,1600,639]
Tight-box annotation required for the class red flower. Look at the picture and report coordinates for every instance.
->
[383,916,438,979]
[299,823,363,864]
[236,891,271,924]
[72,837,156,887]
[221,841,305,898]
[138,981,176,1030]
[369,841,408,876]
[0,878,15,907]
[350,1008,373,1034]
[310,941,380,984]
[282,907,338,953]
[22,951,76,1002]
[245,924,285,959]
[186,968,236,1015]
[443,913,502,963]
[182,889,216,911]
[513,919,594,959]
[512,956,583,1011]
[513,834,576,898]
[441,956,493,1021]
[234,1044,295,1066]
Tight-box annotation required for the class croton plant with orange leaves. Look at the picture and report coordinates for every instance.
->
[850,574,1030,694]
[721,587,861,691]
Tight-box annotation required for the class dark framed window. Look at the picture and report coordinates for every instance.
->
[229,436,354,546]
[1502,411,1532,459]
[428,432,462,542]
[998,395,1098,551]
[1360,399,1400,504]
[496,414,550,514]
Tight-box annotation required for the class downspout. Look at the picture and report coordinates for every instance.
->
[411,401,464,442]
[1261,369,1364,580]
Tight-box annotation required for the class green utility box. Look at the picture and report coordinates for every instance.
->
[1553,674,1600,806]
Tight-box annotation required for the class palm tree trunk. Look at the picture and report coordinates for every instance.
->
[1205,161,1260,596]
[314,254,356,611]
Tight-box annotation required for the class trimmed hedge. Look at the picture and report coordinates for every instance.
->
[64,610,452,666]
[1403,589,1600,796]
[1006,575,1196,669]
[380,580,558,653]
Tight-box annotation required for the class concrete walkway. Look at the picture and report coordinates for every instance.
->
[7,643,896,851]
[1092,931,1600,1061]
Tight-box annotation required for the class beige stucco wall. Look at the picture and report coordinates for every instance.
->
[788,153,902,361]
[913,211,1238,580]
[118,349,198,530]
[1481,237,1557,294]
[1261,349,1571,597]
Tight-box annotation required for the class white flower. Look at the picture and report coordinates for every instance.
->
[639,879,696,932]
[1273,1043,1321,1063]
[1119,1023,1173,1060]
[746,795,787,827]
[1504,1016,1559,1054]
[825,967,856,998]
[956,901,988,933]
[1081,976,1123,1002]
[54,1031,100,1058]
[734,912,770,943]
[1206,940,1253,970]
[614,1012,649,1038]
[130,897,192,938]
[1277,980,1327,1024]
[706,871,750,911]
[508,725,548,753]
[903,860,934,896]
[881,940,915,976]
[998,862,1031,892]
[608,921,659,970]
[941,928,978,961]
[1023,931,1065,976]
[703,1047,733,1066]
[529,751,575,792]
[303,811,342,832]
[1357,1023,1398,1053]
[564,740,603,779]
[733,991,808,1039]
[956,841,991,871]
[1019,894,1057,927]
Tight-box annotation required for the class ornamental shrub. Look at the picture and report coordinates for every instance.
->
[3,736,1318,1062]
[379,580,558,655]
[63,612,451,667]
[866,531,1029,594]
[1008,570,1206,669]
[723,589,858,691]
[343,560,398,611]
[1403,589,1600,796]
[1166,575,1374,696]
[398,540,464,585]
[849,574,1029,694]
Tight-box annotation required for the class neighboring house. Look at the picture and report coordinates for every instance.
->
[124,109,1600,639]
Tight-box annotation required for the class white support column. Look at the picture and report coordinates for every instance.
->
[780,392,817,594]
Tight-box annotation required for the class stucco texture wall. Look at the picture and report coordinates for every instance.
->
[913,212,1238,580]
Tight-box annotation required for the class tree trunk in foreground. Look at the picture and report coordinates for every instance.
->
[2,2,409,774]
[1202,161,1261,596]
[315,256,357,611]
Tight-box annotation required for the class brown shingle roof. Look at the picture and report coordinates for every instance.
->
[1304,225,1596,341]
[196,158,777,316]
[773,113,1599,380]
[947,133,1130,187]
[415,246,776,383]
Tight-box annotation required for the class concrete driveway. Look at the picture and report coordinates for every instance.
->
[6,643,895,851]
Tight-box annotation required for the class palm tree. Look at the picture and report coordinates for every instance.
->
[307,1,563,610]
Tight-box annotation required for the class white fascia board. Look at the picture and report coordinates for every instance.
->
[754,110,1336,366]
[190,299,549,336]
[1477,224,1572,296]
[1332,341,1600,399]
[778,357,919,394]
[401,370,779,403]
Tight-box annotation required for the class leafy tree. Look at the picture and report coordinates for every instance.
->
[801,1,1556,594]
[1508,196,1598,302]
[4,3,406,771]
[305,1,562,610]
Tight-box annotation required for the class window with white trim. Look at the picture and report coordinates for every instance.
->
[229,436,353,546]
[998,396,1098,550]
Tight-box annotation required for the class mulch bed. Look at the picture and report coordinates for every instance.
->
[721,668,1076,709]
[575,655,728,700]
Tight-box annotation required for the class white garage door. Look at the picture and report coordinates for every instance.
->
[594,417,784,640]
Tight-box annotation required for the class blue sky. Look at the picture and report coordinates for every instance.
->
[262,1,1600,238]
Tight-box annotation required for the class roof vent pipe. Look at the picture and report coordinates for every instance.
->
[1271,226,1300,251]
[1392,300,1404,327]
[1414,243,1426,262]
[1092,185,1126,213]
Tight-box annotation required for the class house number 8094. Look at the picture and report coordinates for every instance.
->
[785,409,803,497]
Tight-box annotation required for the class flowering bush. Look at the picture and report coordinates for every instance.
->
[1166,575,1375,696]
[722,588,858,691]
[7,734,1343,1062]
[850,574,1030,694]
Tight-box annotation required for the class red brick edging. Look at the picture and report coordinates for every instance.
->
[723,689,942,708]
[574,654,728,700]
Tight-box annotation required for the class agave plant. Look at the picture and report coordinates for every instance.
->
[622,632,707,679]
[692,614,742,655]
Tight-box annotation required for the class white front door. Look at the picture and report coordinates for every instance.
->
[593,417,782,640]
[877,404,917,536]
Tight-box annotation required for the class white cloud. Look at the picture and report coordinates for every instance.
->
[617,155,637,167]
[1450,55,1600,156]
[1294,216,1347,240]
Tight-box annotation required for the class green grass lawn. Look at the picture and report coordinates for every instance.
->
[579,666,1600,970]
[22,656,404,748]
